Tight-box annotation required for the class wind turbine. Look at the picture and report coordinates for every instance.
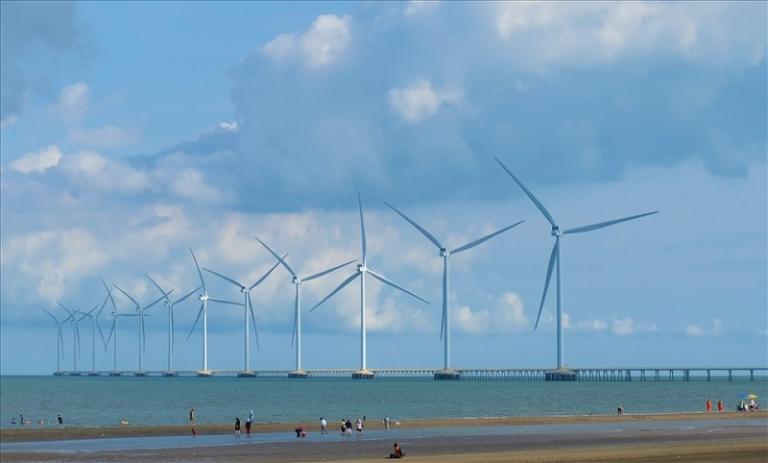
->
[40,308,72,374]
[495,158,658,378]
[310,194,429,378]
[255,237,355,377]
[385,201,524,378]
[78,302,107,375]
[57,302,84,374]
[104,279,138,375]
[145,274,200,375]
[187,249,244,376]
[113,284,170,373]
[203,254,286,376]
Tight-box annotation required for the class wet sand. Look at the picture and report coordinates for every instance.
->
[2,412,766,462]
[1,410,765,442]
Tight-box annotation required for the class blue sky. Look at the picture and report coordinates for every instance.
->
[1,1,766,374]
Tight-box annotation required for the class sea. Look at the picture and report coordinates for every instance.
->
[1,376,766,429]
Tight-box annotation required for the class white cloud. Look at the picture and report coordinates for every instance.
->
[61,151,148,193]
[685,318,723,337]
[171,168,224,203]
[218,121,238,132]
[263,14,352,68]
[68,125,136,149]
[453,292,528,334]
[10,145,62,173]
[50,82,89,124]
[494,2,766,69]
[388,79,461,123]
[404,1,440,16]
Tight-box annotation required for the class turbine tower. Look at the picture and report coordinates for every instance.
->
[255,237,355,378]
[104,280,138,375]
[202,256,285,376]
[145,274,200,376]
[113,284,170,374]
[40,308,72,374]
[385,201,524,379]
[57,302,83,374]
[187,249,244,376]
[310,194,429,379]
[496,158,658,380]
[78,303,107,375]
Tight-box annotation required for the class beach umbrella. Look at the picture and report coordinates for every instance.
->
[744,394,758,400]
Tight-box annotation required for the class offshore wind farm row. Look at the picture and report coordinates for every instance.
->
[42,159,660,380]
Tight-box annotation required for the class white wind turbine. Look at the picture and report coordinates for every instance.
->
[496,158,658,377]
[113,284,170,373]
[40,307,73,374]
[385,201,524,377]
[57,302,86,373]
[187,249,244,376]
[78,300,108,375]
[310,194,429,378]
[104,279,139,374]
[145,274,200,375]
[255,237,355,377]
[202,256,285,376]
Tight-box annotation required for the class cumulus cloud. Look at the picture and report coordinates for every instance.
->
[10,145,62,173]
[50,82,89,124]
[263,14,352,68]
[388,79,461,123]
[60,151,149,193]
[494,1,766,69]
[404,1,440,16]
[170,168,224,203]
[453,292,528,334]
[685,318,723,337]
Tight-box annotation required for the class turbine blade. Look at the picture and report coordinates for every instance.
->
[367,268,429,304]
[106,319,116,348]
[440,306,446,342]
[208,298,244,306]
[255,237,296,278]
[57,302,75,319]
[290,302,297,349]
[383,201,444,250]
[41,307,58,324]
[203,267,244,289]
[96,292,110,318]
[145,273,173,303]
[440,260,447,341]
[96,319,107,349]
[190,249,207,292]
[248,253,287,290]
[358,193,367,265]
[309,272,359,312]
[563,211,659,235]
[451,220,525,254]
[76,324,81,357]
[114,285,140,308]
[141,312,146,355]
[144,290,173,311]
[248,293,259,351]
[174,286,201,305]
[186,303,205,342]
[495,158,557,227]
[535,241,559,330]
[170,306,175,352]
[303,259,356,282]
[100,280,118,314]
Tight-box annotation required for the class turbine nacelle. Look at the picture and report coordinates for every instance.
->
[551,226,562,237]
[440,248,450,257]
[199,294,208,302]
[292,276,300,284]
[357,264,367,273]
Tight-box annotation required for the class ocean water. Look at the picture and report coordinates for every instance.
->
[1,376,766,429]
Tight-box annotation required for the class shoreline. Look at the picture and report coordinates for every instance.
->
[2,410,765,442]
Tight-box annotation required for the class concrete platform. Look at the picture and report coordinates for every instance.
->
[545,368,577,381]
[434,369,462,380]
[162,372,178,377]
[87,372,101,376]
[196,370,213,377]
[135,371,147,377]
[352,369,375,379]
[108,372,122,376]
[288,369,308,378]
[237,370,256,377]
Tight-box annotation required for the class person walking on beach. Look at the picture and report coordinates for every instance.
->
[189,408,197,436]
[320,417,327,434]
[345,418,353,436]
[717,400,724,412]
[57,414,63,424]
[246,409,253,435]
[356,417,363,435]
[234,417,241,436]
[706,399,712,412]
[384,416,391,430]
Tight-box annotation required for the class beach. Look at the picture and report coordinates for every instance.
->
[2,411,766,462]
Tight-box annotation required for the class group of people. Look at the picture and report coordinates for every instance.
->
[705,399,725,412]
[190,408,255,437]
[339,417,365,436]
[10,414,63,426]
[737,399,760,411]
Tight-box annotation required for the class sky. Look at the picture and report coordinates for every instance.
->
[1,1,766,375]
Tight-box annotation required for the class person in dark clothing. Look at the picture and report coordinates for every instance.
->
[234,417,241,436]
[389,442,405,458]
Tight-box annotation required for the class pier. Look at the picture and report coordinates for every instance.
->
[52,366,768,381]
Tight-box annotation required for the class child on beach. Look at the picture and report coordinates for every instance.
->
[389,442,405,458]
